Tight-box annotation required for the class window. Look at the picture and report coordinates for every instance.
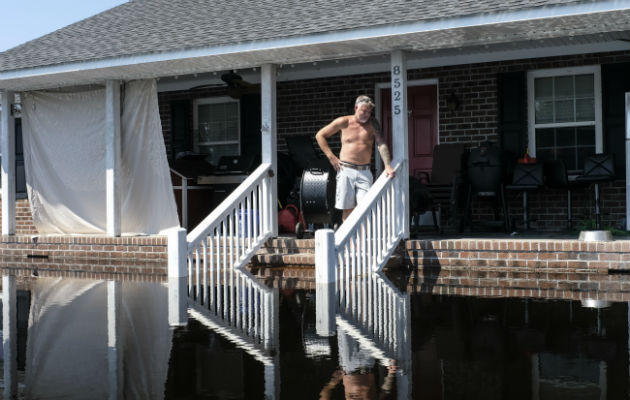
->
[193,97,240,165]
[527,66,602,171]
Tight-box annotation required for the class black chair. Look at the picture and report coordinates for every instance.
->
[544,159,588,230]
[462,144,510,233]
[505,163,544,231]
[575,154,616,230]
[415,143,466,233]
[409,176,439,233]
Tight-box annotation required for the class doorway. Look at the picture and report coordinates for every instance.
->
[379,84,438,179]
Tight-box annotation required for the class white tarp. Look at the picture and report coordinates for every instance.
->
[21,80,179,234]
[24,278,173,399]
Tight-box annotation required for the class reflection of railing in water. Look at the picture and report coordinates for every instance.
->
[336,271,411,373]
[182,265,280,399]
[188,267,278,355]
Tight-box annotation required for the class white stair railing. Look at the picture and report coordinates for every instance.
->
[185,163,274,301]
[334,161,403,284]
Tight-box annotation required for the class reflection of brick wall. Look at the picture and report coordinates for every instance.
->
[0,198,38,235]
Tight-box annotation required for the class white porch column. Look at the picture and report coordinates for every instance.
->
[105,81,121,236]
[1,90,16,235]
[261,64,278,236]
[2,274,17,399]
[390,51,410,238]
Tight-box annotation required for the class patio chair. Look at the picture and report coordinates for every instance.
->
[415,143,466,233]
[505,163,544,231]
[575,153,616,230]
[462,144,510,233]
[544,159,588,230]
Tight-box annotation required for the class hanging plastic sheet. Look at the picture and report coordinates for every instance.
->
[21,80,179,234]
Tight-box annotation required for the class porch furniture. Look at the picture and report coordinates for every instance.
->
[409,175,439,233]
[506,163,544,231]
[463,144,510,233]
[544,159,587,230]
[285,135,321,173]
[575,154,616,230]
[415,143,466,233]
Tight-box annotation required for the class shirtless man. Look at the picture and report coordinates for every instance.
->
[316,95,395,221]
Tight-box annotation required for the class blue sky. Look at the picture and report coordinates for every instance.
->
[0,0,128,52]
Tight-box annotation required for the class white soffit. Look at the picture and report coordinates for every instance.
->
[0,2,628,91]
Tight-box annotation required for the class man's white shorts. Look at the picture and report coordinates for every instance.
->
[335,166,373,210]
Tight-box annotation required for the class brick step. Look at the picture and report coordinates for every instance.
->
[256,237,315,255]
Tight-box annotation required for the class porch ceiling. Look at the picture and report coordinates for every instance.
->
[0,9,628,91]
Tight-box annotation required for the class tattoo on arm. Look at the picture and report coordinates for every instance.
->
[378,143,391,166]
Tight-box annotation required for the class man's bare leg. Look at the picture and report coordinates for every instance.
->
[342,208,353,221]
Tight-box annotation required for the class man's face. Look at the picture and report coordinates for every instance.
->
[354,103,373,124]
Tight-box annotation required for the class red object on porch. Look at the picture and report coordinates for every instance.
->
[278,204,302,233]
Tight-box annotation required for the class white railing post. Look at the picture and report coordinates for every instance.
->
[391,50,409,239]
[168,227,188,278]
[168,276,188,327]
[261,64,278,236]
[105,80,121,237]
[1,90,16,235]
[316,229,336,336]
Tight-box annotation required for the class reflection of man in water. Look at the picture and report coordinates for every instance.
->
[319,329,396,399]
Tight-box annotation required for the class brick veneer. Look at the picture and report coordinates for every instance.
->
[405,238,630,271]
[158,50,630,231]
[0,198,38,235]
[0,235,168,276]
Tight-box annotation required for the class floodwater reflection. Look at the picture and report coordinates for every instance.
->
[1,269,630,399]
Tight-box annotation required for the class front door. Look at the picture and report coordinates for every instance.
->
[380,85,438,179]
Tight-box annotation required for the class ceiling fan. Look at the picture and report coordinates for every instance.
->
[220,71,259,99]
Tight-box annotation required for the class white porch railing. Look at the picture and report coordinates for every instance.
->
[333,161,404,285]
[184,162,274,300]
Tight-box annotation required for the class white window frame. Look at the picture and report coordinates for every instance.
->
[192,96,241,156]
[527,65,603,163]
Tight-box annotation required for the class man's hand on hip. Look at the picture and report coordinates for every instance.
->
[328,155,342,171]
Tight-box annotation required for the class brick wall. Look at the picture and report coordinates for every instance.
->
[0,198,38,235]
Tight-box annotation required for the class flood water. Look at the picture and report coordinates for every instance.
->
[0,269,628,399]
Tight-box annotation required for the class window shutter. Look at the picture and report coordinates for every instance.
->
[499,71,527,161]
[602,62,630,176]
[170,100,191,160]
[15,118,27,199]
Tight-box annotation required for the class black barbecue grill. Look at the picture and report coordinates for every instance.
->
[296,159,340,238]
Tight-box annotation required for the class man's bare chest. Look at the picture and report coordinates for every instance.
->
[341,126,373,144]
